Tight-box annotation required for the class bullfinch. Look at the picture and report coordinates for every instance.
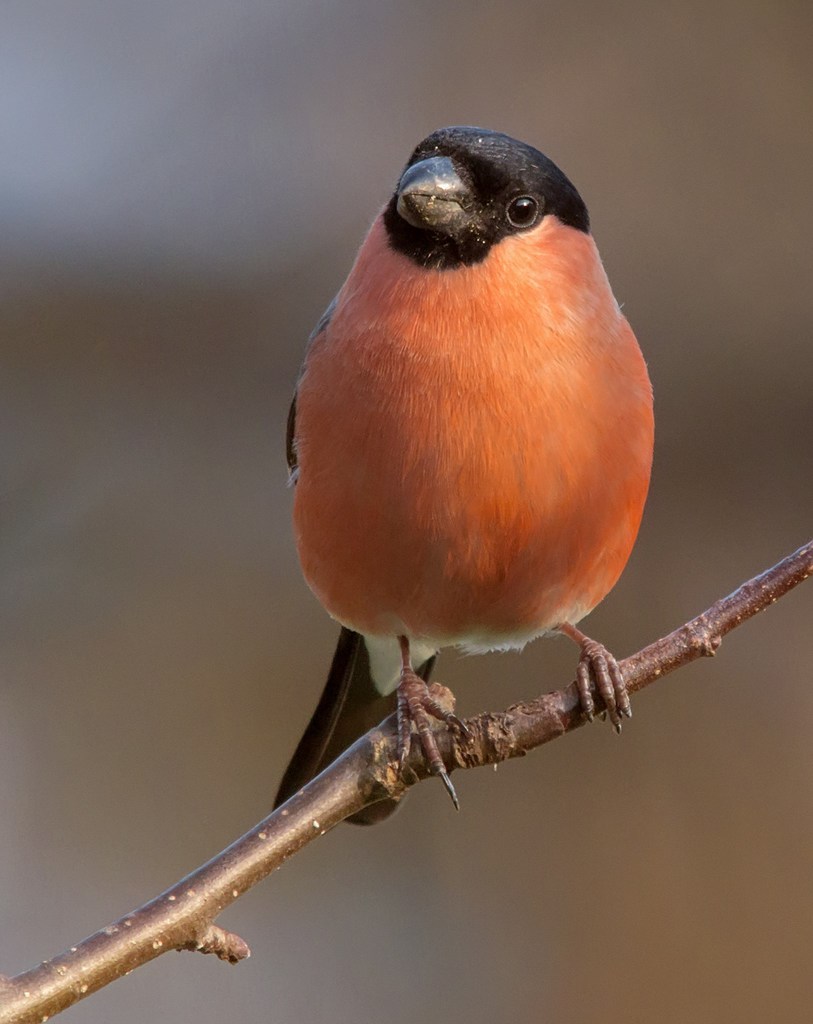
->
[275,126,654,821]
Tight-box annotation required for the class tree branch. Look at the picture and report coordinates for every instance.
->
[1,540,810,1023]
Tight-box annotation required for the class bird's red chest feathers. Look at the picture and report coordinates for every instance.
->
[293,215,653,646]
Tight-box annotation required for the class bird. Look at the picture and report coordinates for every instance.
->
[275,126,654,823]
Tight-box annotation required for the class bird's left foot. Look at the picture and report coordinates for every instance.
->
[558,623,631,733]
[396,638,470,808]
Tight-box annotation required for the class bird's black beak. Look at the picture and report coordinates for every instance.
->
[396,156,471,234]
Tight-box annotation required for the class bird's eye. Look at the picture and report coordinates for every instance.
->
[506,195,539,229]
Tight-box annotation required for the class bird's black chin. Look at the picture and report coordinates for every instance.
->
[383,198,490,271]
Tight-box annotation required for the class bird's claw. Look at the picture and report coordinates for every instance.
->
[396,671,464,810]
[558,623,631,731]
[574,637,630,731]
[439,770,460,811]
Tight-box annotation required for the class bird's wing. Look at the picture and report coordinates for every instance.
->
[286,294,338,479]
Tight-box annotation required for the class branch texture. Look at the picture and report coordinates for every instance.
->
[1,540,810,1023]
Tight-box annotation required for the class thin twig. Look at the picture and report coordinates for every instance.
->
[1,540,810,1024]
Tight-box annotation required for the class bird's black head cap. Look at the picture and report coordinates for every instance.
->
[383,126,590,271]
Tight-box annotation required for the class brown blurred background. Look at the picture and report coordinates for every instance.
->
[1,2,812,1021]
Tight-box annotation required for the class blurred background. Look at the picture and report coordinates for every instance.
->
[1,1,811,1021]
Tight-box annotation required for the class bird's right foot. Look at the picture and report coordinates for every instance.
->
[396,637,469,808]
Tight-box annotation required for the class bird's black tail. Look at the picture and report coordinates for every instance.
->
[274,627,435,825]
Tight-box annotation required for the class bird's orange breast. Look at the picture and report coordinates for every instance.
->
[293,215,653,646]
